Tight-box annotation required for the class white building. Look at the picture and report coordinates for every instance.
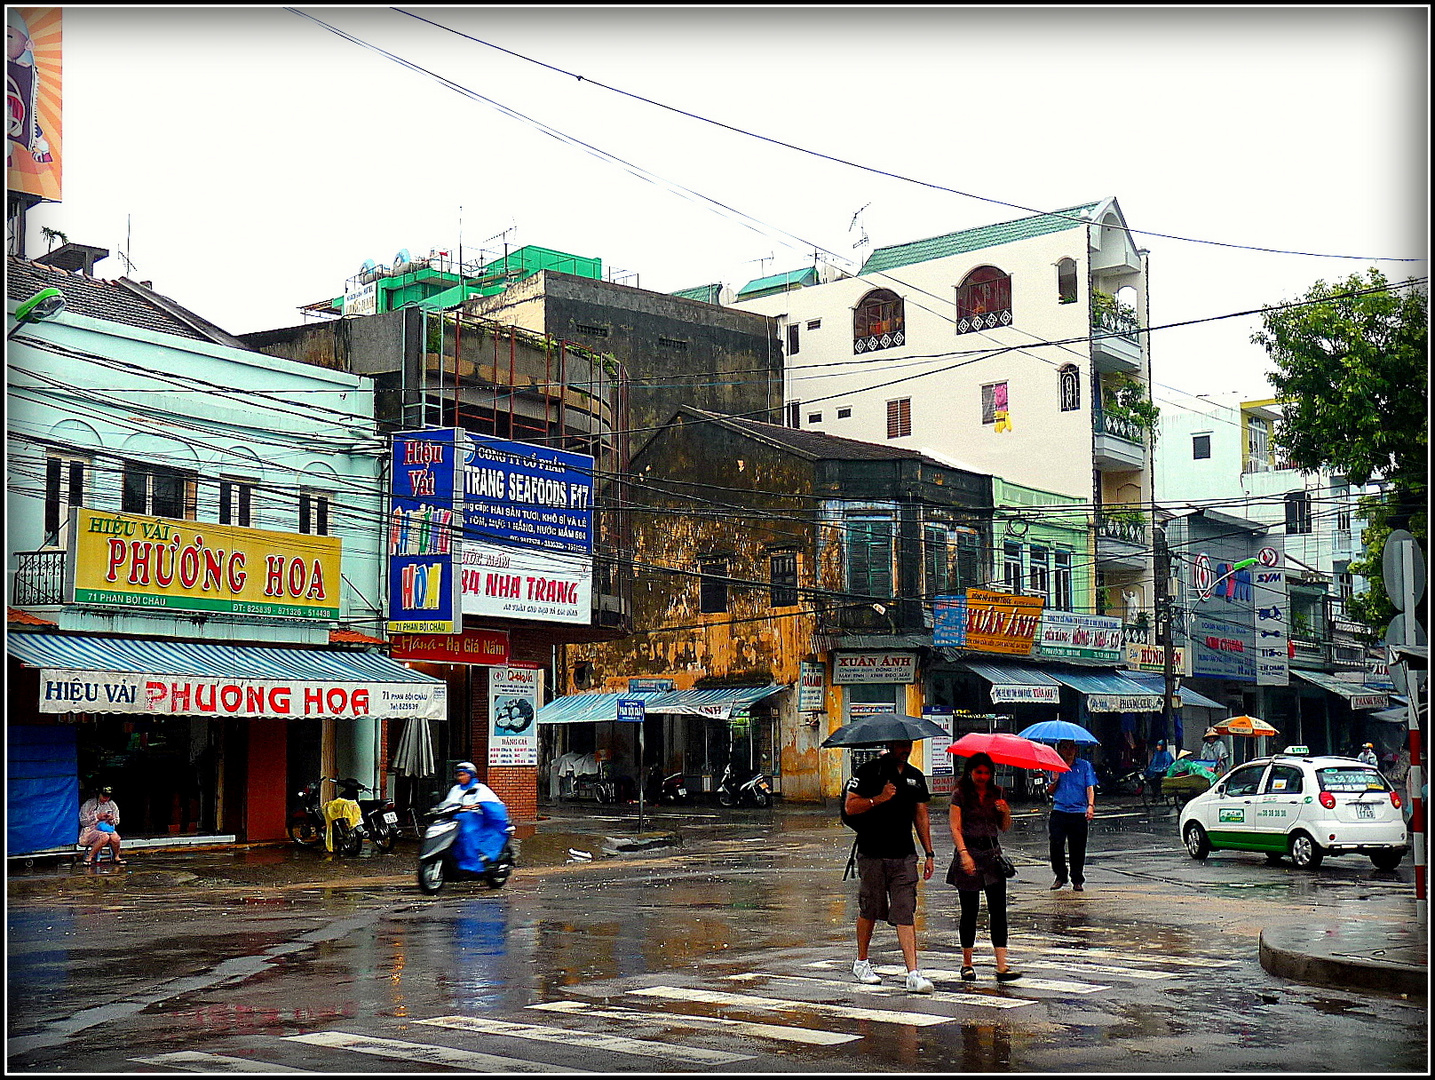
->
[729,197,1155,620]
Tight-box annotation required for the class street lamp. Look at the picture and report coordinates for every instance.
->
[7,286,66,339]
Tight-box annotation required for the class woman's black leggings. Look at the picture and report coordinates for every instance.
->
[958,879,1008,948]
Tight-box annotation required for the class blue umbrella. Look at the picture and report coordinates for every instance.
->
[1017,719,1098,745]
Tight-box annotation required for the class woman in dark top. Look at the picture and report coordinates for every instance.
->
[947,752,1020,982]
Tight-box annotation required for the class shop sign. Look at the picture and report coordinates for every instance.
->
[1350,693,1390,711]
[924,706,954,791]
[933,589,1044,655]
[833,652,917,684]
[390,629,509,666]
[37,669,446,719]
[798,661,825,711]
[488,664,541,767]
[989,684,1061,704]
[1035,611,1123,663]
[1085,692,1163,713]
[627,677,675,693]
[1253,542,1289,687]
[69,508,341,621]
[1123,642,1188,674]
[460,434,594,625]
[388,429,463,633]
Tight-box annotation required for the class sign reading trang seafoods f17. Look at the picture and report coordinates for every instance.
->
[460,434,593,624]
[67,508,341,620]
[388,429,464,634]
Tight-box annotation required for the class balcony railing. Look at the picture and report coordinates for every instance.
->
[1096,514,1147,547]
[1093,410,1144,444]
[1093,308,1140,342]
[13,549,65,606]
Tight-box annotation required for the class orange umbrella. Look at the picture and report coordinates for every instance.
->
[1215,715,1278,738]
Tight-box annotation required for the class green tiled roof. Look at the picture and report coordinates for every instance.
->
[671,283,723,304]
[736,266,819,299]
[859,201,1107,275]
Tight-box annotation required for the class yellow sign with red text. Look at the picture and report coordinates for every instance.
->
[68,508,341,620]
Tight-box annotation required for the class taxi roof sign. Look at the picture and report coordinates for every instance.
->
[1279,745,1311,756]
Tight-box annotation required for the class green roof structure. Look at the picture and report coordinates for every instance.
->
[858,201,1106,275]
[736,266,819,300]
[670,283,724,304]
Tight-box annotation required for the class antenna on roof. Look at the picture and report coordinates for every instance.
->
[849,203,871,250]
[747,252,775,276]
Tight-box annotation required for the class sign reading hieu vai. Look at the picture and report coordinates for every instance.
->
[388,428,464,634]
[68,508,341,620]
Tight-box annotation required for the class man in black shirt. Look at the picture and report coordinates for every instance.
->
[843,740,936,994]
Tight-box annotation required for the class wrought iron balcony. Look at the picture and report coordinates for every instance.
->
[13,549,65,606]
[1096,514,1147,547]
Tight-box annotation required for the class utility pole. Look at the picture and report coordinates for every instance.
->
[1154,525,1175,745]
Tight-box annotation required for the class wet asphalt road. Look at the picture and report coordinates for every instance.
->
[6,801,1428,1073]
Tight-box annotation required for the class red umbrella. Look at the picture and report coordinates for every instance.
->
[948,731,1071,772]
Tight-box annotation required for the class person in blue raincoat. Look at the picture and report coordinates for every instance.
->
[1145,739,1174,798]
[440,762,510,871]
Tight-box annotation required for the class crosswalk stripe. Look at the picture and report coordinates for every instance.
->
[417,1014,750,1065]
[285,1031,587,1073]
[131,1052,306,1073]
[1002,941,1241,968]
[628,985,954,1027]
[1021,959,1175,980]
[728,972,1035,1010]
[529,1000,860,1045]
[805,960,1109,994]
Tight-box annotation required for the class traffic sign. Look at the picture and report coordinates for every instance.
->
[1382,530,1426,612]
[1385,616,1428,697]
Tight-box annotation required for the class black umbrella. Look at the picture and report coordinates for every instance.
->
[821,713,949,748]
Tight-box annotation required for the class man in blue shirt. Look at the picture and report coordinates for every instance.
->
[1047,739,1097,891]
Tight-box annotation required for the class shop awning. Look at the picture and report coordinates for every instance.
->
[958,661,1062,704]
[1049,668,1163,712]
[7,632,447,720]
[1120,672,1228,712]
[1289,669,1390,710]
[535,684,788,725]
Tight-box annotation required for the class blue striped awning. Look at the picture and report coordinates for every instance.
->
[536,684,787,725]
[1121,672,1227,712]
[1049,668,1163,712]
[7,632,446,720]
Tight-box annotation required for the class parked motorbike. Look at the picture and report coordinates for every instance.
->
[1027,769,1050,803]
[289,778,398,854]
[347,779,399,854]
[287,778,327,848]
[416,804,517,895]
[1097,766,1146,797]
[645,768,690,806]
[716,762,773,808]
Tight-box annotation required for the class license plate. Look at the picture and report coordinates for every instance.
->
[1354,803,1375,820]
[382,811,398,824]
[675,788,687,797]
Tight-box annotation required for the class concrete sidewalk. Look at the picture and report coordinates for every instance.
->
[1259,920,1428,997]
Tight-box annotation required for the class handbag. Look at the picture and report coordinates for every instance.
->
[993,850,1018,879]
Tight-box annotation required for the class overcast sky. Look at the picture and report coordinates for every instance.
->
[22,5,1429,410]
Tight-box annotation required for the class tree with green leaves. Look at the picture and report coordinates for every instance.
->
[1251,268,1427,630]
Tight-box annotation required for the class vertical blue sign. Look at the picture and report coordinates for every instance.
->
[387,428,463,633]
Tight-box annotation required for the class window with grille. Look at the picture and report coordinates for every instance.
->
[956,265,1012,333]
[769,551,798,607]
[981,382,1009,426]
[847,515,894,599]
[924,524,949,598]
[1059,365,1080,412]
[1003,541,1023,593]
[299,491,331,536]
[699,557,729,613]
[808,412,823,425]
[806,319,822,331]
[1054,550,1073,610]
[854,289,905,353]
[886,397,912,439]
[1192,433,1212,460]
[43,453,88,548]
[122,461,196,520]
[1284,490,1312,535]
[837,407,852,419]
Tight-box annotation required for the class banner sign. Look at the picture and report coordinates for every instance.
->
[1191,612,1255,680]
[833,652,917,684]
[799,661,825,711]
[1253,542,1290,687]
[1035,610,1123,663]
[988,683,1061,704]
[7,8,62,203]
[627,677,675,693]
[390,629,508,666]
[934,589,1044,655]
[1123,642,1188,675]
[460,434,594,624]
[37,668,445,720]
[342,281,377,316]
[924,706,954,793]
[488,665,541,766]
[1190,547,1257,680]
[68,508,341,621]
[388,429,463,633]
[1085,692,1163,713]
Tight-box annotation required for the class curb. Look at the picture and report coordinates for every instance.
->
[1259,928,1427,998]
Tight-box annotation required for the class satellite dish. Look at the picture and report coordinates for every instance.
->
[394,249,412,268]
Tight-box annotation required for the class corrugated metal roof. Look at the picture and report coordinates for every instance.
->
[1049,667,1161,701]
[670,283,723,304]
[858,201,1105,275]
[1121,672,1227,711]
[681,407,931,463]
[536,684,787,725]
[7,632,440,684]
[736,266,819,298]
[959,661,1062,687]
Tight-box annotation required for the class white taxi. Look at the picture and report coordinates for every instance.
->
[1179,746,1408,870]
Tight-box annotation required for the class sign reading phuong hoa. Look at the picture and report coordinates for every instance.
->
[68,508,341,620]
[460,434,594,625]
[388,429,463,634]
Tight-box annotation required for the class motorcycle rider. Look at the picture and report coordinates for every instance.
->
[441,762,511,872]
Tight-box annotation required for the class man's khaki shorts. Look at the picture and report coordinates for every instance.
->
[856,854,919,925]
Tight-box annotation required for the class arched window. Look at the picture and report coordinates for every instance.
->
[956,266,1012,334]
[1057,258,1078,304]
[1059,364,1081,412]
[853,289,905,354]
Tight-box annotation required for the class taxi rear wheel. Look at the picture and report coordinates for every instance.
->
[1183,821,1210,860]
[1370,850,1405,871]
[1289,831,1324,870]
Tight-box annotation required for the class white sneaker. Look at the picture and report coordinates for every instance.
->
[852,958,882,984]
[905,970,935,994]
